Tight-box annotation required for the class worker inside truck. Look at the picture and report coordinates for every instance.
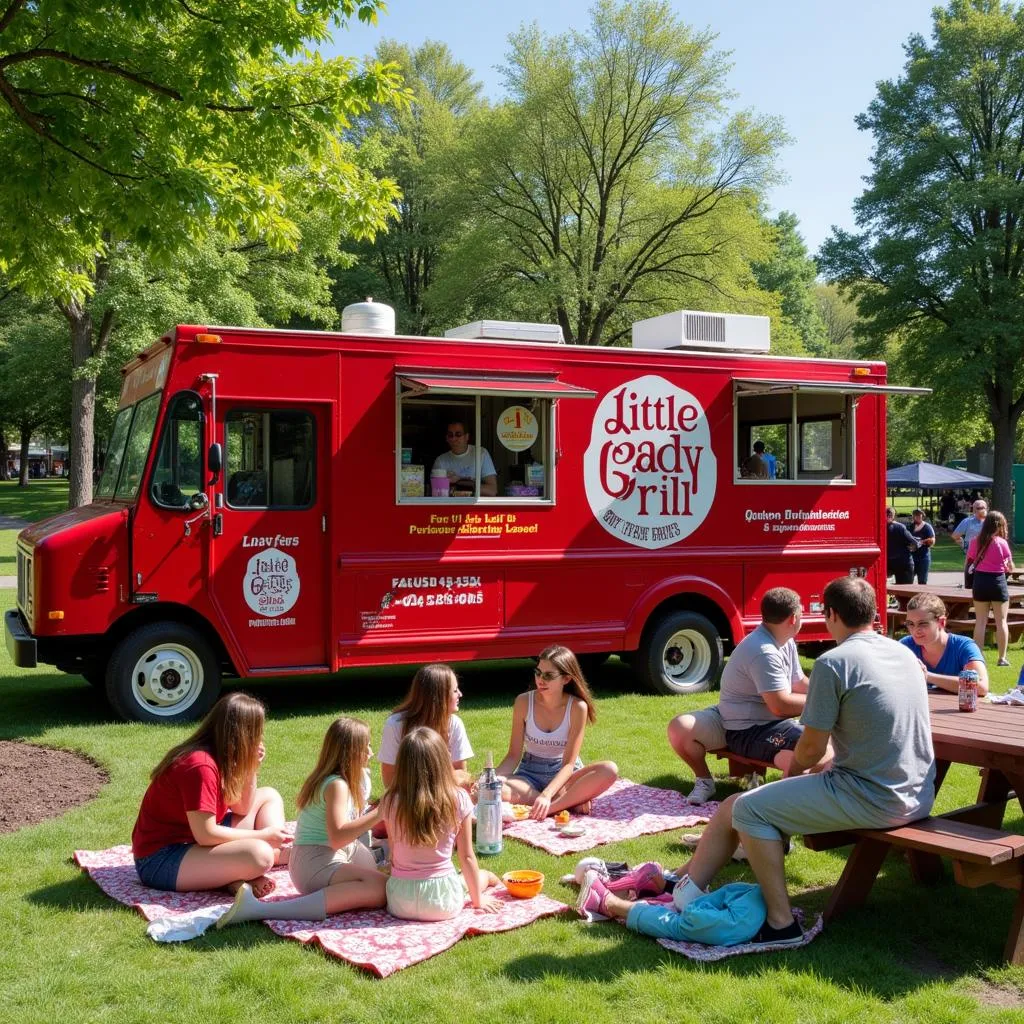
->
[432,420,498,497]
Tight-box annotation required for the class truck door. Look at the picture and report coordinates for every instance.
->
[211,404,329,671]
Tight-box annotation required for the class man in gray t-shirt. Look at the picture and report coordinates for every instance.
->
[676,576,936,947]
[669,588,813,805]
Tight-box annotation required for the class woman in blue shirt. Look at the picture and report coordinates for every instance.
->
[900,593,989,695]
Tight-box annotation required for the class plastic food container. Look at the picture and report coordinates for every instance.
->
[502,870,544,898]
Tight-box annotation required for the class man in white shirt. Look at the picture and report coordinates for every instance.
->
[432,420,497,496]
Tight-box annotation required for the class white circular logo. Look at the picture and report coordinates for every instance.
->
[496,404,539,452]
[583,374,716,549]
[243,547,300,617]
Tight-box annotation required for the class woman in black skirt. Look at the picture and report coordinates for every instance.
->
[967,510,1015,666]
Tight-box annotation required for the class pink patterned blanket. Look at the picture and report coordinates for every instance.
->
[503,778,717,855]
[74,844,568,977]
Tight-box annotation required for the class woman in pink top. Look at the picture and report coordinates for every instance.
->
[967,510,1016,666]
[383,727,501,921]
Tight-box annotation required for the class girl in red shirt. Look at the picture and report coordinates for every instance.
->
[132,692,288,895]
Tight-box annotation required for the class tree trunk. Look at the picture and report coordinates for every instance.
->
[68,311,95,508]
[0,427,8,480]
[18,424,30,487]
[991,403,1020,538]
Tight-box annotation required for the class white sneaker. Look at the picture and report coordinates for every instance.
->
[688,777,716,805]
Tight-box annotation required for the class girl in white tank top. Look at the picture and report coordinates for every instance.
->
[494,645,619,820]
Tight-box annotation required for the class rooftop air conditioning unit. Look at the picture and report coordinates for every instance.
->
[444,320,565,344]
[631,310,770,353]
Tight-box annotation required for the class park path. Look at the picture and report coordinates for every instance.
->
[0,517,28,589]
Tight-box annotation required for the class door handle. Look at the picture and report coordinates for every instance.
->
[213,513,223,537]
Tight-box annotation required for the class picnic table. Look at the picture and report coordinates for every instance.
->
[886,582,1024,641]
[806,693,1024,963]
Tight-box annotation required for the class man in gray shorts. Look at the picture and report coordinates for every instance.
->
[676,576,936,945]
[667,586,812,805]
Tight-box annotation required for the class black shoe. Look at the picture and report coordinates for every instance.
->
[750,915,804,947]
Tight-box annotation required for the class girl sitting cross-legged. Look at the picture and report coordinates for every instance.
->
[495,645,618,819]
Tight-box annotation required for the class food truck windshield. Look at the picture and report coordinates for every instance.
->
[95,392,162,501]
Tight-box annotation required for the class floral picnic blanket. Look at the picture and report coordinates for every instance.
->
[503,778,718,855]
[74,843,568,977]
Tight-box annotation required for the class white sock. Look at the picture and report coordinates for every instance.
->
[671,875,708,913]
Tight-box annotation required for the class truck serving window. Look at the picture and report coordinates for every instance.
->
[394,371,595,504]
[225,410,315,509]
[150,391,203,509]
[734,381,853,484]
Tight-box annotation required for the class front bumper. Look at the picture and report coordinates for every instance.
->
[4,609,37,668]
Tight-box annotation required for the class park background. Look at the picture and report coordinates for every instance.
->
[3,0,1024,1019]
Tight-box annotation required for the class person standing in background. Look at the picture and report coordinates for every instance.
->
[909,509,935,584]
[953,499,988,588]
[886,507,917,585]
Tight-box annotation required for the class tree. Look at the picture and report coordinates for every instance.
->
[819,0,1024,525]
[337,41,484,334]
[449,0,785,345]
[813,283,861,357]
[751,212,827,355]
[0,0,406,506]
[0,299,71,486]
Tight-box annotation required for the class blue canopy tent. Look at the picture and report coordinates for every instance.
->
[885,461,992,490]
[886,461,992,529]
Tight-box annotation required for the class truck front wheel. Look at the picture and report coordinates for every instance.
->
[106,622,221,723]
[639,611,723,695]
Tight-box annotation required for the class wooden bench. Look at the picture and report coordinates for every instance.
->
[804,808,1024,963]
[712,750,773,781]
[887,608,1024,642]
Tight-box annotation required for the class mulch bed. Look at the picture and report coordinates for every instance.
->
[0,740,107,834]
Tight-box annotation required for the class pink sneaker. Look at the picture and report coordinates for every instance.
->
[605,861,664,897]
[575,869,611,919]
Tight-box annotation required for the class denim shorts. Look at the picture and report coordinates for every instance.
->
[511,752,583,792]
[134,812,232,891]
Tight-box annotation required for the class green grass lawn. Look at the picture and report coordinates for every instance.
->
[0,480,70,570]
[2,586,1024,1021]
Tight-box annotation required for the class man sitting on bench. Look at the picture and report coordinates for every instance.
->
[668,586,815,805]
[672,576,936,945]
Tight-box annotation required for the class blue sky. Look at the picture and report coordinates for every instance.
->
[322,0,940,256]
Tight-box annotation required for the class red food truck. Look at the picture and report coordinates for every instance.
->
[5,306,920,723]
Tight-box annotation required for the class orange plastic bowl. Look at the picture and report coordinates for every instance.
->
[502,870,545,898]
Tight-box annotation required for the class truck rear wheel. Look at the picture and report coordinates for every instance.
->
[106,622,221,723]
[639,611,723,695]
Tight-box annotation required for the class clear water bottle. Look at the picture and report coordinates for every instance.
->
[475,752,503,856]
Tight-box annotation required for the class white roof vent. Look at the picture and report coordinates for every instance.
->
[632,310,770,353]
[444,320,565,344]
[340,297,396,336]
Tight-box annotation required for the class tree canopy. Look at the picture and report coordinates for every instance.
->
[442,0,786,345]
[820,0,1024,519]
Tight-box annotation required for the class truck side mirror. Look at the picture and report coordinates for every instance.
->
[188,491,209,512]
[207,442,222,482]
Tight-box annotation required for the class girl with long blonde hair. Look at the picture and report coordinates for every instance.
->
[382,727,500,921]
[132,692,288,896]
[496,644,618,819]
[218,716,387,929]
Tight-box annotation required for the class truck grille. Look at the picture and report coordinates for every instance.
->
[17,548,32,622]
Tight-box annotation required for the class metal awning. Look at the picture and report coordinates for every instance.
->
[734,378,931,397]
[397,370,596,399]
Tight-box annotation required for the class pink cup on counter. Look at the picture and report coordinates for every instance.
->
[430,471,450,497]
